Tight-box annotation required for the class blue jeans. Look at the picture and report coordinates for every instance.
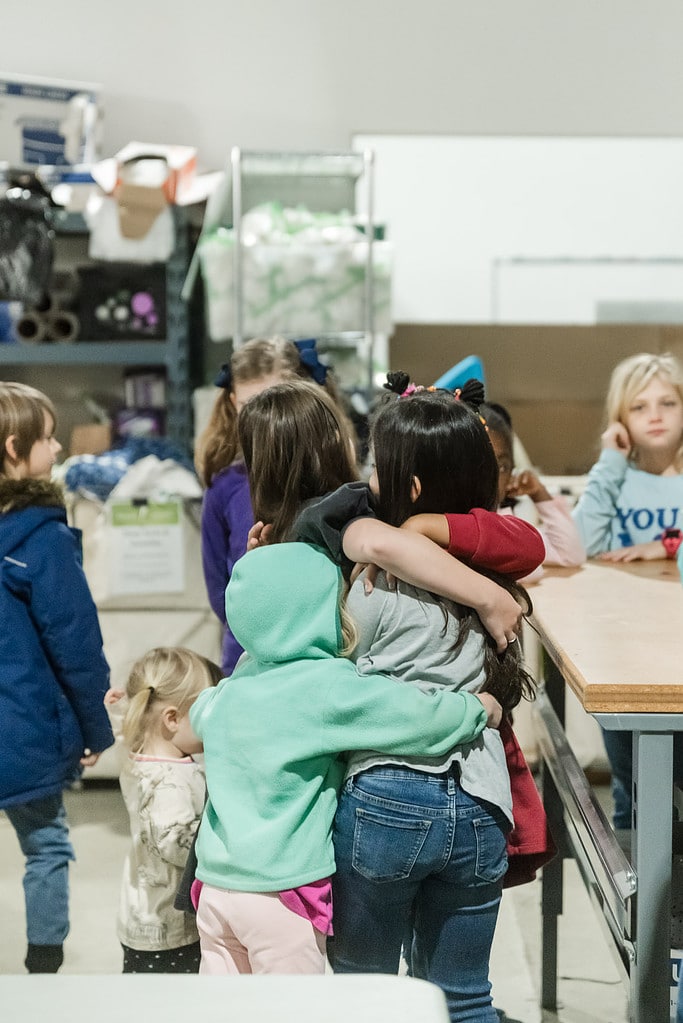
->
[4,794,74,946]
[332,765,508,1023]
[602,729,683,831]
[601,728,633,830]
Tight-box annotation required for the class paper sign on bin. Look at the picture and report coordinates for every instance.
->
[107,500,184,596]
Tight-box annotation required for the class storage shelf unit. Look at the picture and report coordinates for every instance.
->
[0,207,193,452]
[229,148,377,394]
[0,341,168,365]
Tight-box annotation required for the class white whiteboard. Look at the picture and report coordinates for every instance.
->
[352,135,683,324]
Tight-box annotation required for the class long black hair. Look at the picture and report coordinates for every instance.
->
[373,379,498,525]
[373,375,535,713]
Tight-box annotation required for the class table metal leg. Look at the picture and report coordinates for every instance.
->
[541,764,563,1011]
[540,655,567,1011]
[631,730,673,1023]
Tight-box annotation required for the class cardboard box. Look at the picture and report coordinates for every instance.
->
[0,72,101,167]
[117,142,196,203]
[92,142,197,204]
[390,322,683,474]
[69,423,112,457]
[90,142,199,239]
[115,181,169,239]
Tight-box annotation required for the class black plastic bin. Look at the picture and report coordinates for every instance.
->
[76,262,166,340]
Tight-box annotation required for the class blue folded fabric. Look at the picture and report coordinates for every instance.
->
[64,437,195,501]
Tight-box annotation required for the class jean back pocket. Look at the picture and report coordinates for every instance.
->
[473,816,508,883]
[352,807,431,882]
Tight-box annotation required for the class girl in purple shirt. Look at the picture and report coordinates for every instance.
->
[195,336,351,673]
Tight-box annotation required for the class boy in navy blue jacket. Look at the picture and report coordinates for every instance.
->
[0,382,113,972]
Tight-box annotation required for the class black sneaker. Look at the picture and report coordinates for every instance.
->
[25,943,64,973]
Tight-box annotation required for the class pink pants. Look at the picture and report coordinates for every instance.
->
[196,884,327,975]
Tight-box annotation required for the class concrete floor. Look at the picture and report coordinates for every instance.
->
[0,782,629,1022]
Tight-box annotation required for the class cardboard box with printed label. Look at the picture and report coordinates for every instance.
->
[0,72,100,167]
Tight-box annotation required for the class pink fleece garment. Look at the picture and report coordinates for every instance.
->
[192,878,333,936]
[278,879,334,936]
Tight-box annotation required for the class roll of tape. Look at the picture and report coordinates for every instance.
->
[15,311,46,343]
[45,310,79,343]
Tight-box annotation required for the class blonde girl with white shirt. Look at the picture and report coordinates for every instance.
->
[105,647,222,973]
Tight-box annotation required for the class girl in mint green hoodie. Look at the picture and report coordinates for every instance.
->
[188,540,501,975]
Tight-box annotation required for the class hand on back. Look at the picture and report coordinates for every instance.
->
[477,585,522,654]
[476,692,503,729]
[247,521,273,550]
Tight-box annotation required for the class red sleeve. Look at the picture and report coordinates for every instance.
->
[445,508,546,579]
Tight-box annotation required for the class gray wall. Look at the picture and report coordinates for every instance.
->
[6,1,683,462]
[5,1,683,169]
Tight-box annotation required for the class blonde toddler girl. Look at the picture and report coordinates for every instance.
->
[105,646,221,973]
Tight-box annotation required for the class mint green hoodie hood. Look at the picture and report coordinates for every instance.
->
[226,543,343,663]
[191,543,487,892]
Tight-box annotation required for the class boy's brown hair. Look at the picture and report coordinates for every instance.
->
[0,382,56,474]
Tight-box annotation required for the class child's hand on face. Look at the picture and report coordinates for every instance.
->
[476,692,503,729]
[601,422,632,456]
[104,688,125,706]
[506,469,551,504]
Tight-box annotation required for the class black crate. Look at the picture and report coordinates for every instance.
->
[76,262,166,340]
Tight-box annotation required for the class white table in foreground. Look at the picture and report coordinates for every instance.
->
[1,974,450,1023]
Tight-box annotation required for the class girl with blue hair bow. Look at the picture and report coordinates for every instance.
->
[195,336,352,675]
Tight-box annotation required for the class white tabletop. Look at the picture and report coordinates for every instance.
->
[1,973,450,1023]
[530,559,683,713]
